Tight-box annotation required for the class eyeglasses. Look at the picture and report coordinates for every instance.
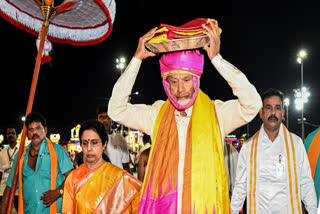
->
[80,139,102,147]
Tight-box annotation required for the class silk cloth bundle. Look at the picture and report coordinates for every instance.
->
[148,18,221,43]
[145,18,222,53]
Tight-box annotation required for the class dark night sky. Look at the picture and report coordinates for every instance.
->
[0,0,319,141]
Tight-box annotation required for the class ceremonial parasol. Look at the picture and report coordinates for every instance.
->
[0,0,116,212]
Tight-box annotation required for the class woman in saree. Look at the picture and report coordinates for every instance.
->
[62,119,142,213]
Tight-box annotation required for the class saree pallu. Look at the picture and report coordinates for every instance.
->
[138,90,230,214]
[63,162,141,214]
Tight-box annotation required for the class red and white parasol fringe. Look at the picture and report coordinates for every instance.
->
[0,0,116,46]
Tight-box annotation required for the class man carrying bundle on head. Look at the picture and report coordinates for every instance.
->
[108,18,262,213]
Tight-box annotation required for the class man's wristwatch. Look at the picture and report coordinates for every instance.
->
[59,188,64,195]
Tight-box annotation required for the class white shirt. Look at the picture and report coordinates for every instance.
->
[0,144,19,195]
[231,124,318,214]
[104,132,129,169]
[108,54,262,213]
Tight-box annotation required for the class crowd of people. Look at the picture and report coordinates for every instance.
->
[0,19,319,214]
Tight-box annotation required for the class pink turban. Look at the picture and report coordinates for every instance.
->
[159,50,203,111]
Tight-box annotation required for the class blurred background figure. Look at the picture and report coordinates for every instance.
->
[96,104,130,173]
[238,136,246,151]
[0,125,19,213]
[138,134,151,182]
[74,150,84,167]
[224,141,238,199]
[232,140,239,151]
[61,143,78,168]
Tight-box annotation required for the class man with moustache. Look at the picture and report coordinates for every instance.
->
[108,19,262,213]
[0,112,73,214]
[231,88,318,214]
[0,125,19,211]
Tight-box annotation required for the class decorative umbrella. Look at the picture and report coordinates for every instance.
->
[0,0,116,212]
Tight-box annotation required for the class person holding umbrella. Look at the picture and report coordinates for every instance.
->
[0,112,74,214]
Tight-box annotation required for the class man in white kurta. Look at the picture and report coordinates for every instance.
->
[231,88,317,214]
[108,21,262,213]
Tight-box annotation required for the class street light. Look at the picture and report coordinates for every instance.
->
[294,87,310,141]
[132,91,139,95]
[294,87,310,139]
[296,49,307,141]
[116,57,127,136]
[116,57,126,74]
[284,98,290,129]
[294,87,310,110]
